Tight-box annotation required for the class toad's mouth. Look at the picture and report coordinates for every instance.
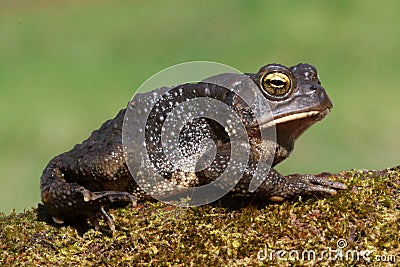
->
[273,110,328,126]
[254,108,331,141]
[255,108,330,129]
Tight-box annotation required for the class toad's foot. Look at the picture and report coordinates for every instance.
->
[81,190,137,231]
[287,173,347,194]
[44,185,136,232]
[269,174,347,202]
[250,168,347,202]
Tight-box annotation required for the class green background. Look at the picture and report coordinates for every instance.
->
[1,0,399,213]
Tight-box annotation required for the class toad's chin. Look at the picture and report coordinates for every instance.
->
[273,109,330,143]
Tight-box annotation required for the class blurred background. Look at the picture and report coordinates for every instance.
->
[1,0,399,213]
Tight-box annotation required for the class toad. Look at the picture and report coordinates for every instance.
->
[40,63,346,230]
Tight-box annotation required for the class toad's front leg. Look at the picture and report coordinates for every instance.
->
[237,168,347,201]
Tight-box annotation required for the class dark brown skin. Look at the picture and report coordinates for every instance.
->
[40,63,346,231]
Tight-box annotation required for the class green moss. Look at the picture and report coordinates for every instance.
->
[1,167,399,266]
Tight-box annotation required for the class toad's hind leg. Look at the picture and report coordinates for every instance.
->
[40,158,136,231]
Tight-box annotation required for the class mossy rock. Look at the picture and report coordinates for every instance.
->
[1,167,399,266]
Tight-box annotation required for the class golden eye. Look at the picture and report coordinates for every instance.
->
[261,72,291,97]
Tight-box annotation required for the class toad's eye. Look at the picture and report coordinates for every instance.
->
[261,72,291,97]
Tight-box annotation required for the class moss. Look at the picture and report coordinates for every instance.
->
[1,167,399,266]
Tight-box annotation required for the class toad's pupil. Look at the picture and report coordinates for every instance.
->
[269,79,286,87]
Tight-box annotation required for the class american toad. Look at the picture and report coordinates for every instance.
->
[40,63,346,230]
